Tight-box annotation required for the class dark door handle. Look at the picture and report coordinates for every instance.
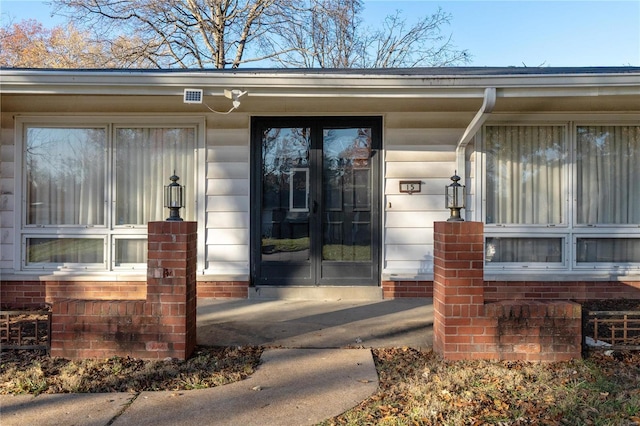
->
[313,201,318,214]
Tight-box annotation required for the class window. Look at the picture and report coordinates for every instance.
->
[113,237,148,267]
[485,125,565,225]
[115,128,196,225]
[577,238,640,264]
[26,238,104,266]
[576,126,639,225]
[26,127,106,226]
[485,237,563,263]
[20,119,199,272]
[483,123,640,271]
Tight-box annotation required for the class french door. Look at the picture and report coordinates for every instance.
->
[251,117,381,286]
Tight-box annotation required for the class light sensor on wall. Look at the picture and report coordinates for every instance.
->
[182,88,247,114]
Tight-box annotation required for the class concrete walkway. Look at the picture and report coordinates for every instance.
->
[0,298,434,426]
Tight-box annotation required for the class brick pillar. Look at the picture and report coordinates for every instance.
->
[433,221,488,360]
[146,221,197,360]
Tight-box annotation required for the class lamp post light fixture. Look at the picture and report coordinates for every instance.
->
[164,172,184,221]
[445,171,466,222]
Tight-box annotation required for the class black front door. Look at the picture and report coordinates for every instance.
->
[251,117,381,286]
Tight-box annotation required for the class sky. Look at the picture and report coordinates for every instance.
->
[1,0,639,67]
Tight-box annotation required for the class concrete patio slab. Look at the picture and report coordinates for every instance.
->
[197,298,434,348]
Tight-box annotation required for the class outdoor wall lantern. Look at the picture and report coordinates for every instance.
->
[164,172,184,222]
[445,171,466,222]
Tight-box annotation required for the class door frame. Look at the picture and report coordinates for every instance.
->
[250,116,382,286]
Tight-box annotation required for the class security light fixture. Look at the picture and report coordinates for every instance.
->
[182,88,247,114]
[164,172,184,221]
[224,89,248,109]
[445,171,466,222]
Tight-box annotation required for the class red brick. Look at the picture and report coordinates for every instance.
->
[458,326,487,335]
[472,335,497,344]
[514,343,541,354]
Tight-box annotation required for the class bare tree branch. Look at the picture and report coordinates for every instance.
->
[45,0,470,69]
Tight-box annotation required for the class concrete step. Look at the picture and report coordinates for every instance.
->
[248,286,383,301]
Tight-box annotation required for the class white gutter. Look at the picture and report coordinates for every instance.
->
[2,69,639,96]
[456,87,496,219]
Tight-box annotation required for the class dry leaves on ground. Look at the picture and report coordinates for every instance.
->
[323,347,640,426]
[0,346,262,395]
[1,342,639,424]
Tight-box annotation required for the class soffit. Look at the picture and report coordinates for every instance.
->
[2,93,638,116]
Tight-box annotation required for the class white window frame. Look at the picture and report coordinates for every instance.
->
[14,116,206,275]
[480,122,570,271]
[112,235,148,271]
[479,118,640,275]
[573,233,640,271]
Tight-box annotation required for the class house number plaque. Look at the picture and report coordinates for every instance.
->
[399,180,422,194]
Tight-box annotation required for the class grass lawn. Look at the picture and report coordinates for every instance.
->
[324,348,640,425]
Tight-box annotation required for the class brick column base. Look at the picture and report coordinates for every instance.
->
[433,222,486,359]
[485,300,582,362]
[432,221,582,362]
[51,222,197,360]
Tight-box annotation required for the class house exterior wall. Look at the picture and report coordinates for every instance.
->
[1,69,639,305]
[484,280,640,302]
[204,119,251,280]
[196,108,480,286]
[382,121,477,281]
[1,103,478,301]
[383,129,456,279]
[0,112,15,274]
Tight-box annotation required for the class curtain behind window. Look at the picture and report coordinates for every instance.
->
[485,126,565,224]
[115,128,196,225]
[26,128,106,226]
[577,125,640,225]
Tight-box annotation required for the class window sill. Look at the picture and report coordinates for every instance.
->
[197,273,250,282]
[382,272,435,281]
[484,271,640,282]
[0,271,146,282]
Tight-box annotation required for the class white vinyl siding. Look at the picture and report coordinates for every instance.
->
[1,121,16,272]
[383,127,465,279]
[204,126,250,277]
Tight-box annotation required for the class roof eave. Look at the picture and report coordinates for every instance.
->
[1,69,639,98]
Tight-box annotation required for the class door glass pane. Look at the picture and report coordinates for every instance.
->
[261,128,311,261]
[322,128,372,261]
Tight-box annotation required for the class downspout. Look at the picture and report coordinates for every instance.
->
[456,87,496,219]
